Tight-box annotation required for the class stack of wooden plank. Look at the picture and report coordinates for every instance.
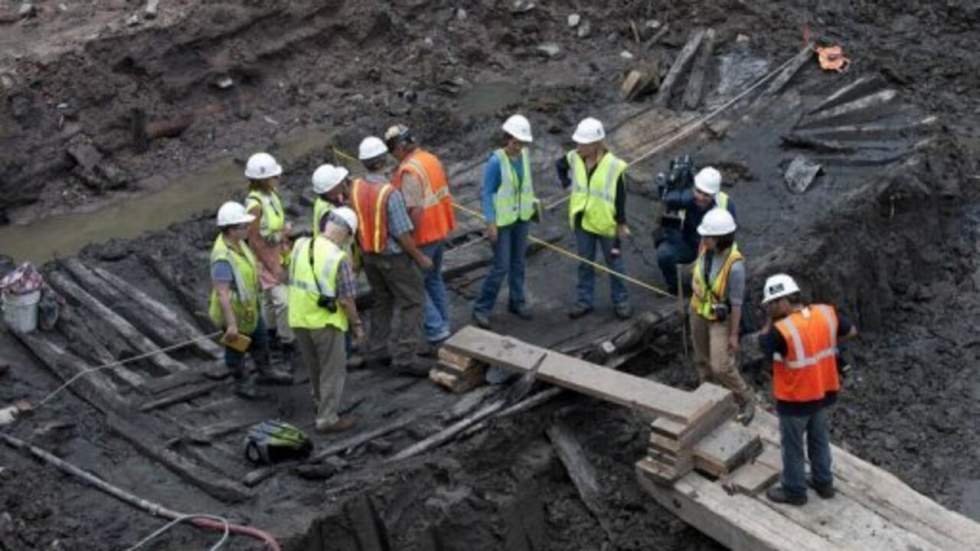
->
[429,348,486,393]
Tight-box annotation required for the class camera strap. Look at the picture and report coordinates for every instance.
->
[308,237,333,299]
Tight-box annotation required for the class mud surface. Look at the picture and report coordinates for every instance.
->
[1,1,980,550]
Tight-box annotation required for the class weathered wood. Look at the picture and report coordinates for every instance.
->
[655,29,706,107]
[106,413,251,503]
[682,28,716,109]
[763,44,814,96]
[428,366,484,393]
[436,348,478,372]
[138,370,208,395]
[47,271,188,374]
[691,420,762,477]
[139,381,221,412]
[799,89,899,129]
[138,252,214,332]
[729,461,779,495]
[443,326,710,423]
[649,383,738,443]
[547,420,612,539]
[54,305,146,388]
[186,418,265,444]
[807,75,884,115]
[636,456,687,485]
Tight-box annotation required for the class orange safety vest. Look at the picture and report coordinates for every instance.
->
[391,148,456,246]
[772,304,841,403]
[351,178,394,254]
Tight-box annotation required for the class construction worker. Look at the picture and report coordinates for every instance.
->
[759,274,858,506]
[209,201,291,399]
[557,117,632,320]
[243,152,296,363]
[472,114,537,329]
[311,164,350,237]
[385,124,456,349]
[287,207,364,433]
[689,208,754,422]
[351,136,432,376]
[656,166,737,293]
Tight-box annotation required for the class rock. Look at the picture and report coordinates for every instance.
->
[567,13,580,28]
[126,13,141,27]
[784,155,822,194]
[577,21,592,39]
[736,33,750,44]
[510,1,535,14]
[646,19,662,30]
[620,50,635,60]
[456,8,466,20]
[144,0,160,19]
[536,42,561,59]
[18,3,35,19]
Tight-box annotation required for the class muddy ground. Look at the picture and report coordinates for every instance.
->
[1,1,980,550]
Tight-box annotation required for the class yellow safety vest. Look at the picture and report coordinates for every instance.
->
[690,243,743,321]
[492,149,536,227]
[567,150,628,237]
[208,234,261,334]
[246,189,285,241]
[287,236,348,331]
[312,197,333,238]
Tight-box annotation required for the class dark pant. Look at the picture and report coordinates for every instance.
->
[474,221,529,315]
[224,316,270,373]
[363,253,423,367]
[656,233,698,292]
[574,227,628,308]
[420,241,451,343]
[779,408,833,498]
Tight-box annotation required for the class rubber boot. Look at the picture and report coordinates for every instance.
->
[234,371,262,400]
[255,362,292,385]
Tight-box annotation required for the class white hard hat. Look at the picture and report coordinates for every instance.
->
[384,124,412,146]
[572,117,605,144]
[244,152,282,180]
[358,136,388,161]
[502,114,533,143]
[762,274,801,304]
[311,164,347,194]
[697,207,737,236]
[329,206,358,235]
[216,201,255,227]
[694,167,722,195]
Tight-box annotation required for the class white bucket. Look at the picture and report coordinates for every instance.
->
[2,290,40,333]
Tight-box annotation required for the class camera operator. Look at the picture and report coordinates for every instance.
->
[655,166,737,292]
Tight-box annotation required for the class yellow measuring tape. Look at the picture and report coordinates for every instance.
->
[331,147,674,298]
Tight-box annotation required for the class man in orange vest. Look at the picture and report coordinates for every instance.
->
[758,274,858,506]
[385,124,456,351]
[351,136,433,376]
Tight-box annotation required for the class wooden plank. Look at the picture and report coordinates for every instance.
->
[730,462,779,495]
[436,348,477,372]
[139,381,221,412]
[692,420,762,477]
[546,421,603,516]
[139,370,208,395]
[655,29,706,107]
[636,456,688,485]
[443,326,709,423]
[428,366,484,394]
[762,44,814,96]
[47,271,188,374]
[637,469,831,551]
[649,385,737,447]
[682,28,716,109]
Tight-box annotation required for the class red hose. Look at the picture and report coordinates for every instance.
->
[191,517,282,551]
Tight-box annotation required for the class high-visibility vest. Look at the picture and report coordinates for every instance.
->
[772,304,841,403]
[208,234,261,334]
[392,148,456,245]
[287,236,348,331]
[690,243,743,321]
[246,189,285,241]
[567,150,628,237]
[679,191,730,225]
[351,178,394,254]
[492,148,536,227]
[312,197,333,238]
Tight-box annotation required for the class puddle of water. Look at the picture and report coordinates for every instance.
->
[458,81,522,118]
[0,128,331,263]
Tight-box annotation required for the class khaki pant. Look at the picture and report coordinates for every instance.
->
[690,313,754,405]
[294,327,346,425]
[363,253,423,366]
[262,283,294,344]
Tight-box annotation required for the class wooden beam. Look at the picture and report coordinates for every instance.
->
[442,326,711,423]
[763,44,814,96]
[139,381,221,412]
[655,29,706,107]
[691,420,762,477]
[729,461,779,495]
[682,28,716,109]
[547,420,612,539]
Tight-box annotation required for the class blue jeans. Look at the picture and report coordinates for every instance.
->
[656,232,698,292]
[574,227,628,307]
[779,408,833,498]
[474,221,529,315]
[224,316,269,370]
[421,242,451,343]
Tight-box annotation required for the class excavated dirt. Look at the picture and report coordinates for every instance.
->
[2,1,980,550]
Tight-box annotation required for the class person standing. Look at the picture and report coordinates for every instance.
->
[311,164,350,237]
[385,124,457,349]
[288,207,364,433]
[557,117,632,320]
[656,166,736,293]
[351,136,433,376]
[209,201,291,399]
[759,273,858,506]
[689,208,755,422]
[471,114,537,329]
[244,152,296,362]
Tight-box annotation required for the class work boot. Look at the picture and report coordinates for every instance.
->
[508,304,533,321]
[255,364,292,385]
[315,416,357,434]
[233,373,263,400]
[471,310,491,329]
[808,479,836,499]
[614,302,633,320]
[766,486,807,506]
[568,303,593,319]
[396,361,430,378]
[737,401,755,425]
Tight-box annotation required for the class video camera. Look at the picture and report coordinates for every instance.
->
[652,155,696,243]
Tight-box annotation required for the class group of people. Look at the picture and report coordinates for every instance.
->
[206,112,857,506]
